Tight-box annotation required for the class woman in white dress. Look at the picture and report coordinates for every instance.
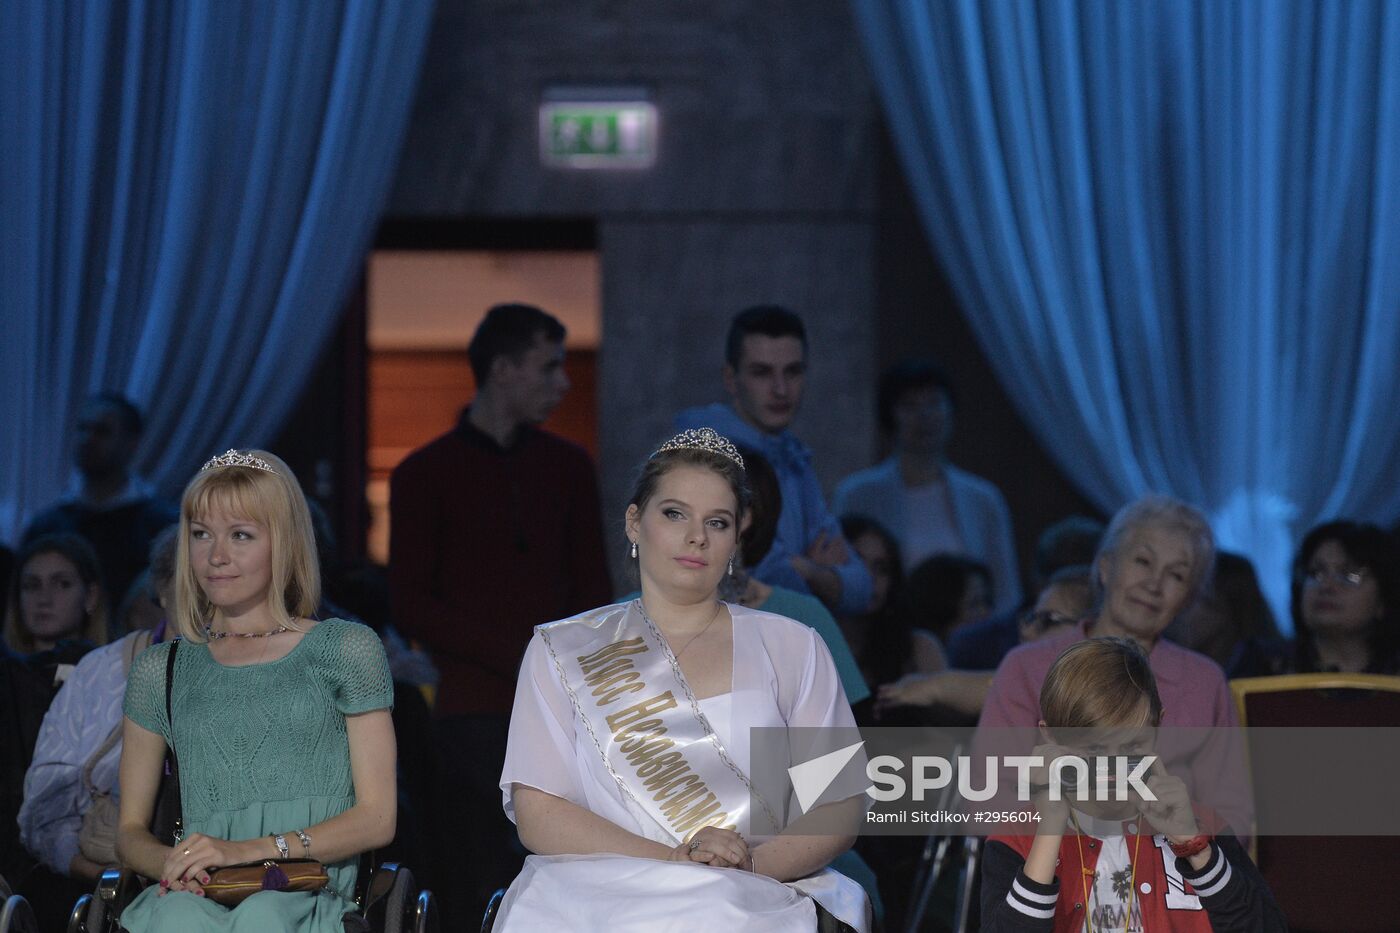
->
[495,428,871,932]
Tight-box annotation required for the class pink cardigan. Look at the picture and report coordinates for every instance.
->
[977,620,1250,832]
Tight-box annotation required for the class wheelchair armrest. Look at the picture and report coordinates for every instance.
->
[97,869,147,909]
[480,889,505,933]
[362,861,402,913]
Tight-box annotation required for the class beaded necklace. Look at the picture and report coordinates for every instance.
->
[204,623,290,639]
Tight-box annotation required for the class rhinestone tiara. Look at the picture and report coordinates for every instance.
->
[651,428,745,470]
[200,449,277,474]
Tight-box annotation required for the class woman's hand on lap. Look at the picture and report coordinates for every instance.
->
[159,833,251,896]
[683,827,750,869]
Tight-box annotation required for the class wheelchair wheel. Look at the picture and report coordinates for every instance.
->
[479,888,505,933]
[412,889,438,933]
[66,893,93,933]
[66,889,113,933]
[1,893,41,933]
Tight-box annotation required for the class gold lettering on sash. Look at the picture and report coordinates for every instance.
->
[641,761,691,792]
[651,774,702,802]
[605,692,679,732]
[595,682,646,705]
[583,658,634,681]
[575,635,739,834]
[666,793,729,833]
[589,669,641,691]
[578,637,648,668]
[628,741,679,769]
[617,719,667,750]
[635,749,683,776]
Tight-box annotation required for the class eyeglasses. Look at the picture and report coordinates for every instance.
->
[1302,567,1369,588]
[1021,609,1078,634]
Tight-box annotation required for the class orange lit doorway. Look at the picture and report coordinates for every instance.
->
[365,221,599,562]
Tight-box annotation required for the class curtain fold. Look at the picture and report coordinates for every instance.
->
[0,0,435,543]
[853,0,1400,628]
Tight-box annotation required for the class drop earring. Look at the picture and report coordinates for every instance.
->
[630,540,638,559]
[727,555,734,576]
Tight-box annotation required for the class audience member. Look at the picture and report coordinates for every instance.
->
[114,569,165,635]
[0,533,109,924]
[900,552,992,646]
[1289,520,1400,674]
[1014,565,1092,644]
[112,528,177,635]
[675,305,872,615]
[975,496,1248,829]
[1165,551,1289,678]
[838,515,944,694]
[833,359,1020,611]
[15,527,177,928]
[494,428,869,931]
[717,448,880,919]
[874,565,1094,720]
[980,637,1285,931]
[115,448,395,931]
[711,448,869,706]
[947,515,1104,670]
[389,303,612,924]
[23,393,177,625]
[21,527,176,875]
[3,532,109,656]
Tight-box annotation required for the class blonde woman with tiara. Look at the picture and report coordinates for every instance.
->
[115,450,396,932]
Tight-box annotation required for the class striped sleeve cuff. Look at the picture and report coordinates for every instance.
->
[1006,870,1060,919]
[1179,843,1233,898]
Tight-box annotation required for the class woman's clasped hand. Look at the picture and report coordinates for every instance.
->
[155,832,250,897]
[672,826,754,871]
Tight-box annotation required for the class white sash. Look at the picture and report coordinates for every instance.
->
[537,600,779,843]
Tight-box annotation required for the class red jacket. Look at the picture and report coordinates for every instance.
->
[982,823,1285,932]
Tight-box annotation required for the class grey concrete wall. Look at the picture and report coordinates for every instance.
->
[388,0,882,586]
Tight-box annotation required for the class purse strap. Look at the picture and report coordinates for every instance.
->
[164,638,179,774]
[164,638,183,840]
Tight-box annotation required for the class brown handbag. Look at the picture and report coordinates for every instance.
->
[202,858,330,906]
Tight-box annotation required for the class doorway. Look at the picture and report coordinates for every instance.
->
[366,229,600,562]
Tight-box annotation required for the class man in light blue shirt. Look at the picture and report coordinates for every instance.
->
[674,306,873,615]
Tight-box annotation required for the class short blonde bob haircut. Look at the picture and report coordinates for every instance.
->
[1039,636,1163,737]
[173,449,319,642]
[1092,495,1216,610]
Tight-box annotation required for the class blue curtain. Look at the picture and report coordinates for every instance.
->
[853,0,1400,629]
[0,0,434,543]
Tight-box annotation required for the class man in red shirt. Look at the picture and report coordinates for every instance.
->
[389,303,612,925]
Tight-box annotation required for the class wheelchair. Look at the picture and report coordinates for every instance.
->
[0,875,40,933]
[67,855,436,933]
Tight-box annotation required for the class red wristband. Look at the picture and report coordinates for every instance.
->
[1168,834,1212,859]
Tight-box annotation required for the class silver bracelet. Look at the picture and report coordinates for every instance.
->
[295,829,312,857]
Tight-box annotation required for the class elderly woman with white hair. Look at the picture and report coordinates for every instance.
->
[976,496,1248,826]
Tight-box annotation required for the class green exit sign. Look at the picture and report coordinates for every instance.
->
[539,98,657,169]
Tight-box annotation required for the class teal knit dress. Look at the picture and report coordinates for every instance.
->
[119,619,394,932]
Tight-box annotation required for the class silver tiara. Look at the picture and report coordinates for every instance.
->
[201,449,277,474]
[651,428,745,470]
